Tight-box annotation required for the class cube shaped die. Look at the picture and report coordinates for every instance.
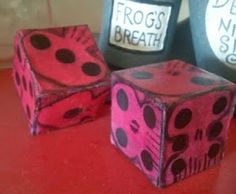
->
[111,60,236,187]
[13,25,110,135]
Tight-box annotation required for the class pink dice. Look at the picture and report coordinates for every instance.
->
[111,60,236,187]
[13,25,110,135]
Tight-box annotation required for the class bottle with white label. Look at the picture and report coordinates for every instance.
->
[189,0,236,82]
[99,0,182,69]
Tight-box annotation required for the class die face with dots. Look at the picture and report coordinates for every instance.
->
[111,60,236,187]
[111,82,163,185]
[12,25,110,135]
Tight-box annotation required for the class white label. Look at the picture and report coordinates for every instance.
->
[206,0,236,69]
[109,0,172,52]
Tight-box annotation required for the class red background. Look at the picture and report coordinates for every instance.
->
[1,69,236,194]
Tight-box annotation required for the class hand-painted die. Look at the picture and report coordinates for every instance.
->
[12,25,110,135]
[111,60,236,187]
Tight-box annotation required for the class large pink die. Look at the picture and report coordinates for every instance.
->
[13,25,110,135]
[111,60,236,187]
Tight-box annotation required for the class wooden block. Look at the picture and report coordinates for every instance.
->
[12,25,110,134]
[111,60,236,187]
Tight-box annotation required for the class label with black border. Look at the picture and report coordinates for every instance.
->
[109,0,172,52]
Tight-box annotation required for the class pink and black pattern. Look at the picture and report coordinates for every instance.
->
[162,89,235,186]
[22,25,108,88]
[111,60,236,187]
[37,86,110,133]
[111,80,163,185]
[13,25,110,134]
[13,32,37,132]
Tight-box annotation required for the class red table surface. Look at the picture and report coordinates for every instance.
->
[0,69,236,194]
